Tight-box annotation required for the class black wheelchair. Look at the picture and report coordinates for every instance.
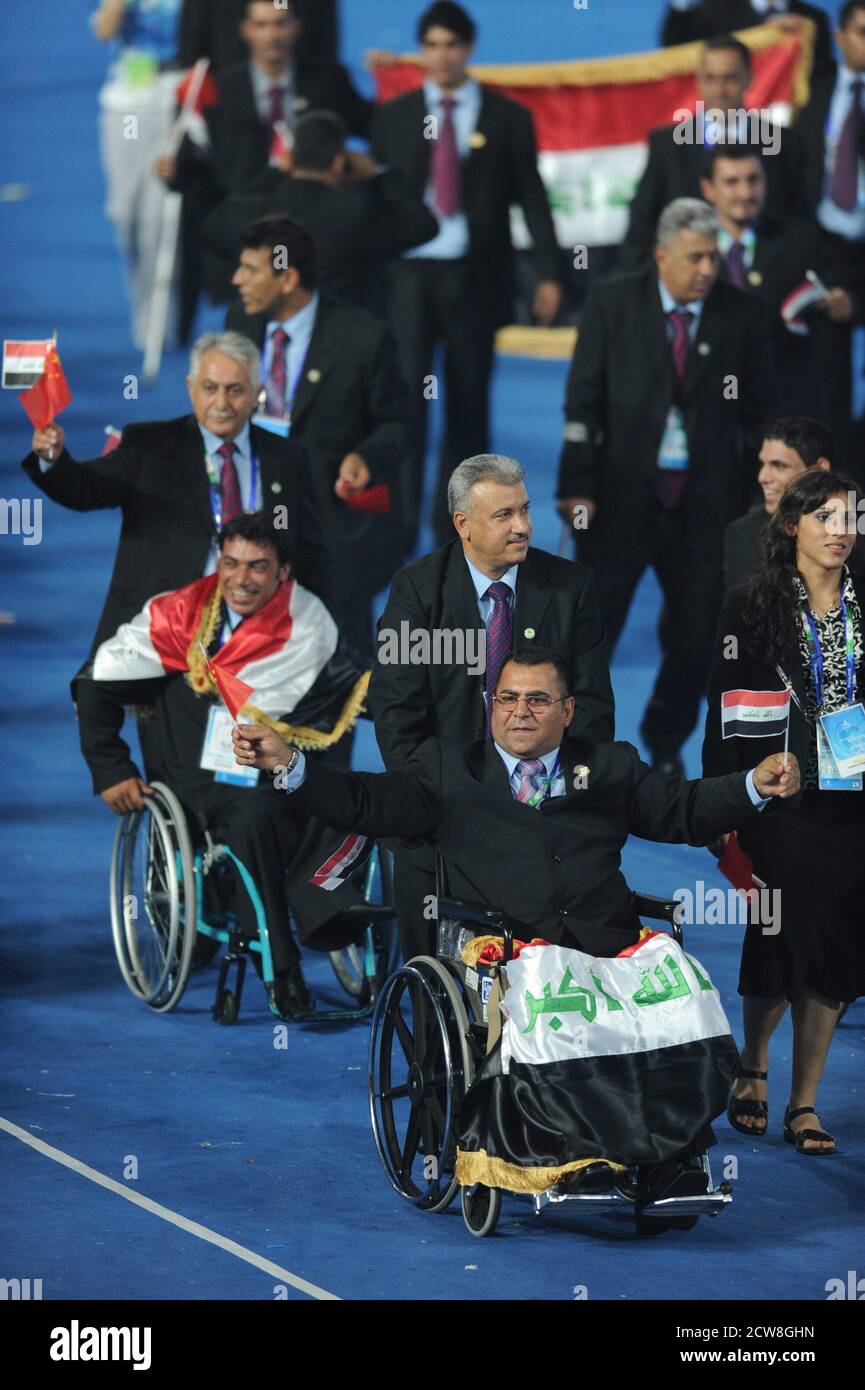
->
[368,857,733,1237]
[108,781,399,1024]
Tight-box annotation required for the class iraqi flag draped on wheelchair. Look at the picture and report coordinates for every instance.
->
[455,931,738,1193]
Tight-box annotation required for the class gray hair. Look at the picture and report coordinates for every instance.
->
[447,453,526,517]
[656,197,720,248]
[188,331,261,386]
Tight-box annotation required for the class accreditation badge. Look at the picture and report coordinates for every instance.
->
[819,702,865,783]
[251,410,290,438]
[816,717,863,790]
[200,706,259,787]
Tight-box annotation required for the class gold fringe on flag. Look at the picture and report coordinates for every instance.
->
[456,1148,627,1195]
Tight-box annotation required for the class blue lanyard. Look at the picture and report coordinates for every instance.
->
[799,587,856,712]
[205,443,257,533]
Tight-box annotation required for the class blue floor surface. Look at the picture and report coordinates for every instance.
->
[1,1,862,1303]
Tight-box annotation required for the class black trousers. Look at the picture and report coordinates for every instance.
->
[579,500,723,756]
[812,229,863,478]
[171,770,304,974]
[386,258,496,549]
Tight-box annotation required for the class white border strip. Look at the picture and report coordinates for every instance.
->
[0,1115,340,1302]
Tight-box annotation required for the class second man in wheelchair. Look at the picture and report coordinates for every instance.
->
[234,646,799,1190]
[74,511,370,1020]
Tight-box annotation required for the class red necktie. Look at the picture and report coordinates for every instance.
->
[431,95,462,217]
[668,309,693,386]
[726,241,747,288]
[830,79,863,212]
[484,581,513,734]
[217,441,242,524]
[266,326,289,417]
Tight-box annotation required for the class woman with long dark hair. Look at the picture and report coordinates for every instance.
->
[703,469,865,1154]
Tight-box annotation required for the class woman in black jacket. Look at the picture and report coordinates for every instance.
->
[703,469,865,1154]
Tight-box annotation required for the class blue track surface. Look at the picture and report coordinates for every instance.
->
[1,1,861,1303]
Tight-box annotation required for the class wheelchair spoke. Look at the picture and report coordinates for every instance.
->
[392,1007,415,1064]
[400,1106,422,1177]
[379,1082,410,1102]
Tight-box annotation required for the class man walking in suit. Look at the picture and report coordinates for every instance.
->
[204,111,437,307]
[621,34,810,271]
[371,1,563,548]
[367,452,615,957]
[796,0,865,469]
[227,216,412,656]
[23,331,330,654]
[698,143,852,415]
[557,197,774,775]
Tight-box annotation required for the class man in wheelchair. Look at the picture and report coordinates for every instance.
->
[74,511,370,1020]
[233,647,799,1199]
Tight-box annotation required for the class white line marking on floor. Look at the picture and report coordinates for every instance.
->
[0,1115,340,1301]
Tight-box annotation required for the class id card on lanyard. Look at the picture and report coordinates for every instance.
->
[800,589,864,789]
[522,755,560,808]
[252,330,311,437]
[205,444,258,535]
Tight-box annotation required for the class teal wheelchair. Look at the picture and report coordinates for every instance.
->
[109,781,399,1024]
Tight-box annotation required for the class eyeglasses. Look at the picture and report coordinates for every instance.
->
[493,693,568,710]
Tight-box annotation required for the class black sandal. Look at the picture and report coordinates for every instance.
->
[727,1067,768,1136]
[783,1106,836,1155]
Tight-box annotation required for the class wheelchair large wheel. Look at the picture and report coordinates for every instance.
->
[109,783,197,1011]
[329,924,401,1004]
[369,956,474,1213]
[461,1182,501,1238]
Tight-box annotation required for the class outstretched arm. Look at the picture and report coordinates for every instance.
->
[233,723,443,841]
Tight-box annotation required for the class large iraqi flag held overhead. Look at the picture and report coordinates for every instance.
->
[373,21,816,249]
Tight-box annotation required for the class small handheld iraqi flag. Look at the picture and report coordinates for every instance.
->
[721,688,791,740]
[197,640,254,720]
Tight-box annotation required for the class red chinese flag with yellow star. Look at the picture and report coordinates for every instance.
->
[20,344,72,430]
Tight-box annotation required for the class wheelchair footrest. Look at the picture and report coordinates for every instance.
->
[639,1186,733,1219]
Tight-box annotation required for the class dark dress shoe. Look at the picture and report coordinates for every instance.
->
[269,963,316,1021]
[651,752,685,779]
[550,1161,618,1197]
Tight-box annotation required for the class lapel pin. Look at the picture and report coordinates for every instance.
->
[307,368,321,383]
[293,96,309,111]
[574,765,590,779]
[747,269,763,287]
[524,627,536,639]
[697,341,711,356]
[468,130,486,148]
[271,481,282,494]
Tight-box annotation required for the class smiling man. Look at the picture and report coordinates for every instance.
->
[74,511,370,1020]
[233,646,798,1197]
[367,452,614,958]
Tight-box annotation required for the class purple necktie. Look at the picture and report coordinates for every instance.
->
[484,580,513,734]
[431,95,462,217]
[668,309,693,386]
[267,84,284,133]
[266,326,289,417]
[830,79,863,212]
[514,758,547,805]
[217,441,242,524]
[726,241,747,288]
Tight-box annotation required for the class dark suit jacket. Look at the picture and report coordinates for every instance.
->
[723,504,769,590]
[282,733,762,955]
[702,569,865,798]
[21,416,331,653]
[620,120,811,271]
[175,59,371,200]
[371,87,561,327]
[226,295,411,600]
[367,542,615,767]
[179,0,339,70]
[660,0,834,91]
[716,213,824,407]
[204,169,438,306]
[796,61,865,218]
[557,268,774,553]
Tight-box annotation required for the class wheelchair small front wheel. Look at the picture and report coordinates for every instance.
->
[461,1183,501,1237]
[216,989,239,1026]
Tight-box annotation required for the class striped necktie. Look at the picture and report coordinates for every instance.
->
[514,758,547,805]
[484,581,513,734]
[217,442,242,524]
